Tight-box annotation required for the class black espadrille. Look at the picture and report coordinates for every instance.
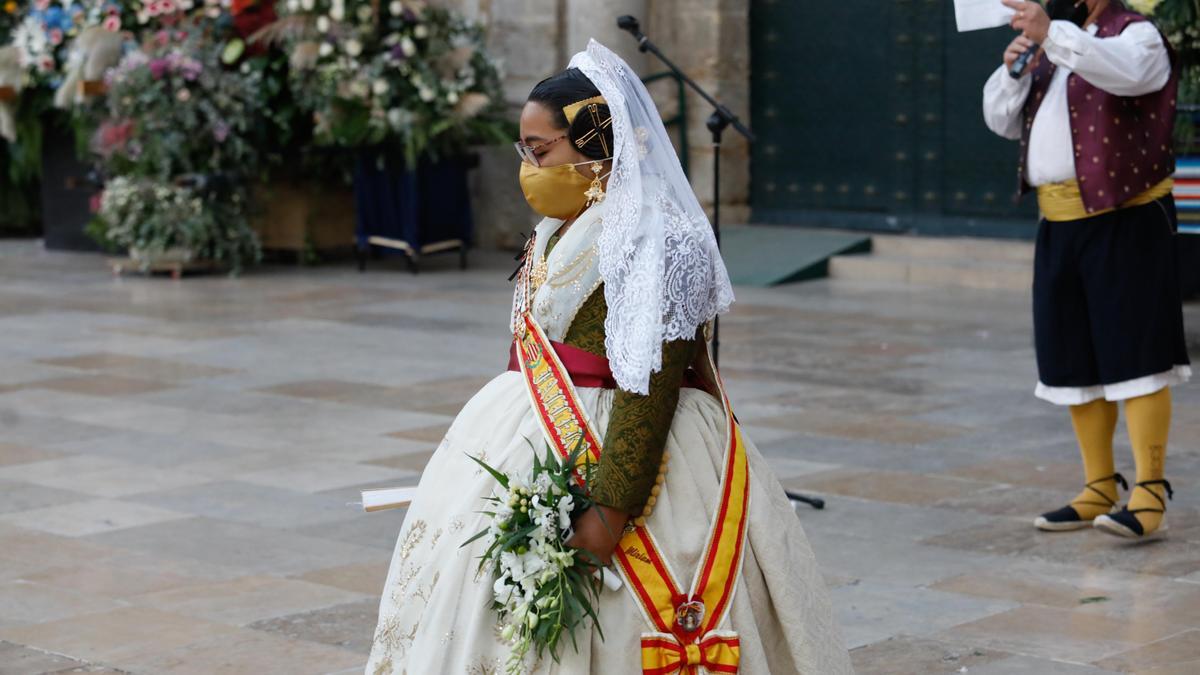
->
[1095,479,1173,540]
[1034,473,1127,532]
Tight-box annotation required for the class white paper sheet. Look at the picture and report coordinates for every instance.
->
[954,0,1017,32]
[360,486,419,512]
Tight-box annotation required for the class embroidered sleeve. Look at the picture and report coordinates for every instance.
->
[563,287,698,514]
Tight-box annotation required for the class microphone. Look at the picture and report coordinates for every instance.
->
[617,15,647,47]
[1009,43,1039,79]
[1009,0,1087,79]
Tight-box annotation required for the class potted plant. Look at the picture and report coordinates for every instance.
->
[87,31,264,272]
[279,0,512,271]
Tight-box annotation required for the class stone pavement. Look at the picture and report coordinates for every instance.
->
[0,240,1197,675]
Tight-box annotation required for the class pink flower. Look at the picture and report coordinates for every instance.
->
[90,192,103,214]
[161,0,176,13]
[103,16,121,31]
[180,58,202,80]
[38,56,55,72]
[35,0,50,10]
[49,28,63,45]
[93,119,134,158]
[146,1,160,16]
[148,58,168,79]
[154,30,170,46]
[212,121,229,143]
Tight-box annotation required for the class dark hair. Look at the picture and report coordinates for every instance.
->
[527,68,614,160]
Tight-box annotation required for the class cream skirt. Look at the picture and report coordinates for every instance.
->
[366,372,852,674]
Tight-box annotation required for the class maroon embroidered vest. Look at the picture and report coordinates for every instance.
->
[1018,2,1180,214]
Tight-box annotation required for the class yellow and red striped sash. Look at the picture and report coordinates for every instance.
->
[515,313,750,674]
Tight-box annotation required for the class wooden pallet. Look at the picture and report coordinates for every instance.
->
[107,257,219,280]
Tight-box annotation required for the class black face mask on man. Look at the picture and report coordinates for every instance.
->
[1048,0,1089,26]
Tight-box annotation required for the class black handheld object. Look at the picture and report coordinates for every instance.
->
[1008,0,1089,79]
[1009,42,1040,79]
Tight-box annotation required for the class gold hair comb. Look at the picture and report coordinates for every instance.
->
[562,95,606,125]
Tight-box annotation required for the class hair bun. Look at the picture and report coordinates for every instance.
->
[568,102,614,161]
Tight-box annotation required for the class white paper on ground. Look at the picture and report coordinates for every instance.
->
[360,486,419,512]
[954,0,1017,32]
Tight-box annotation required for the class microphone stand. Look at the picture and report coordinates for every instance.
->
[618,16,825,511]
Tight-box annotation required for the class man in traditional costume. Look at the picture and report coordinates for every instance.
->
[984,0,1189,539]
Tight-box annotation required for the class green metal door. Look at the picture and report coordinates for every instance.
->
[750,0,1038,238]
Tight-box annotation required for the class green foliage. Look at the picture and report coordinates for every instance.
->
[1141,0,1200,149]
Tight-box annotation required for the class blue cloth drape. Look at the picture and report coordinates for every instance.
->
[353,152,474,255]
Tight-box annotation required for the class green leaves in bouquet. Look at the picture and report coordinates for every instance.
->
[462,437,605,671]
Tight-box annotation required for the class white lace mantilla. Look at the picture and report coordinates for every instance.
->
[565,41,734,394]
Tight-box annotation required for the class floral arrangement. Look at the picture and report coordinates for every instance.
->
[11,0,127,85]
[87,34,262,269]
[280,0,510,165]
[463,445,605,675]
[9,0,235,86]
[88,174,258,269]
[95,36,261,179]
[87,170,262,271]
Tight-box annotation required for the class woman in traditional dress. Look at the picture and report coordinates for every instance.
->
[366,41,851,674]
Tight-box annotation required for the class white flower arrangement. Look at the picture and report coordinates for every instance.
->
[463,444,606,675]
[279,0,511,162]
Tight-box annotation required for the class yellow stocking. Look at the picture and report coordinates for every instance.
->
[1124,388,1172,534]
[1067,398,1121,519]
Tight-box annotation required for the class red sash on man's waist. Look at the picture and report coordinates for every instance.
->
[507,341,706,391]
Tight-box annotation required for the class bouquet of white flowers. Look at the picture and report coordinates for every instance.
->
[463,443,607,675]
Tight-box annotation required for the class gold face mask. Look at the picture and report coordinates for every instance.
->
[518,160,595,220]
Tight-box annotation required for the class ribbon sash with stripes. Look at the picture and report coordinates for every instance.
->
[515,314,750,673]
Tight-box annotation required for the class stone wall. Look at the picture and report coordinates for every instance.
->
[452,0,750,249]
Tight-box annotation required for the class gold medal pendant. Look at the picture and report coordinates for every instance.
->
[675,600,706,634]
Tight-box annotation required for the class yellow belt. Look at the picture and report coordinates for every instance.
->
[1037,177,1174,222]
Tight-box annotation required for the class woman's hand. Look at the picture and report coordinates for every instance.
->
[565,504,630,567]
[1003,0,1051,45]
[1003,34,1042,71]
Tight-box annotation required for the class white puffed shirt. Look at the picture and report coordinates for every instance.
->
[982,20,1172,187]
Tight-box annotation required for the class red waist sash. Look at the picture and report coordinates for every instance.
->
[507,341,705,391]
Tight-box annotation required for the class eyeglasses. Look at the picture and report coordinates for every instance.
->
[514,135,567,166]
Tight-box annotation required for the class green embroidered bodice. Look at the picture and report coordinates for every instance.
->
[546,234,697,514]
